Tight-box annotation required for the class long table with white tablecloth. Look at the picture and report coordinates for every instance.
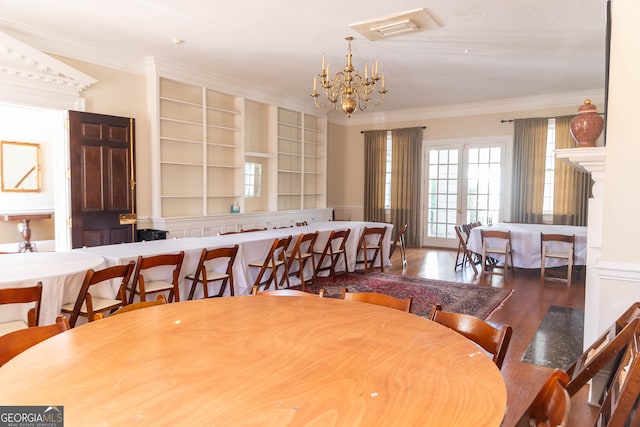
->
[467,223,587,269]
[74,221,393,301]
[0,252,106,325]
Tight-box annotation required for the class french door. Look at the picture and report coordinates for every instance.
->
[423,139,506,248]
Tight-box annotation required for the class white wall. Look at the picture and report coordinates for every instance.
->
[0,104,63,246]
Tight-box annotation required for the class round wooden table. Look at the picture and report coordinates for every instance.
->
[0,296,507,426]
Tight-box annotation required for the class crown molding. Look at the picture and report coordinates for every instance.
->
[0,31,97,96]
[330,89,606,127]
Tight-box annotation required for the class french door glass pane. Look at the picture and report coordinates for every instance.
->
[427,149,459,239]
[467,147,501,225]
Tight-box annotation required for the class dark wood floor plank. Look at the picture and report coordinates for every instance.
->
[385,247,596,427]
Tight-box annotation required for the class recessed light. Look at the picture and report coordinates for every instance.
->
[171,38,185,45]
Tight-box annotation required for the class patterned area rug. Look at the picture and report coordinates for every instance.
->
[521,305,584,370]
[294,272,513,320]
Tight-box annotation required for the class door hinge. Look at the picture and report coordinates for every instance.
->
[67,217,72,228]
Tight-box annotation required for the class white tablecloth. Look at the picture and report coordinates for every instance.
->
[467,223,587,269]
[0,252,106,325]
[75,221,393,299]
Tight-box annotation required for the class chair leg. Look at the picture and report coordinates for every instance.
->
[464,251,478,275]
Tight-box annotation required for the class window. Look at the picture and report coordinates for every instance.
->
[542,118,556,215]
[243,162,261,197]
[384,131,392,209]
[467,147,501,225]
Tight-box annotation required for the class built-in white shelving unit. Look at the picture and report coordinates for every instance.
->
[146,58,328,235]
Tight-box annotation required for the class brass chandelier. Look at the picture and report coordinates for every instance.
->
[311,37,388,117]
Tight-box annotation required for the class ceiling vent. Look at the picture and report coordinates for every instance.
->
[350,8,441,41]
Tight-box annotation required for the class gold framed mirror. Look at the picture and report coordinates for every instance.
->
[0,141,41,192]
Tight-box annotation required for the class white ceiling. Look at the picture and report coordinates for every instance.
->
[0,0,607,115]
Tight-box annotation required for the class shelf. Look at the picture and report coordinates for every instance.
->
[278,136,302,144]
[161,136,203,145]
[160,161,203,167]
[277,121,302,130]
[207,142,239,149]
[205,105,240,115]
[205,123,239,132]
[278,151,303,157]
[159,96,202,108]
[245,151,274,158]
[160,116,202,126]
[277,169,302,174]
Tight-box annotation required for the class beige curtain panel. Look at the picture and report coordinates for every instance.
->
[391,127,423,248]
[511,118,548,224]
[363,130,388,222]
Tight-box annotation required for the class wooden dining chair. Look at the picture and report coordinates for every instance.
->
[281,231,319,291]
[480,229,515,278]
[566,304,640,397]
[541,233,575,286]
[251,285,324,297]
[314,229,351,281]
[454,225,478,274]
[341,288,412,312]
[389,223,408,268]
[0,282,42,336]
[594,326,640,427]
[107,294,167,317]
[429,304,513,369]
[514,369,571,427]
[128,251,185,303]
[248,237,292,292]
[186,245,239,299]
[355,226,387,275]
[241,227,268,233]
[0,315,70,367]
[61,261,135,327]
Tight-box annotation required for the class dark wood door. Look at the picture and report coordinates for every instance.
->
[69,111,136,248]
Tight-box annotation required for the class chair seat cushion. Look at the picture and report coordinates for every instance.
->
[0,320,28,337]
[143,280,176,292]
[61,297,123,314]
[249,259,285,268]
[545,251,571,259]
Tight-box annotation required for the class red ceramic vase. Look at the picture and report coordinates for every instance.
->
[570,99,604,147]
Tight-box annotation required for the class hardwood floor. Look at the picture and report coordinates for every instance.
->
[385,247,597,427]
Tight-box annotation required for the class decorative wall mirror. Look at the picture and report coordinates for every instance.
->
[0,141,41,192]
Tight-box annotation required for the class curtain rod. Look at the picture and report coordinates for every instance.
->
[360,126,426,134]
[501,113,604,123]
